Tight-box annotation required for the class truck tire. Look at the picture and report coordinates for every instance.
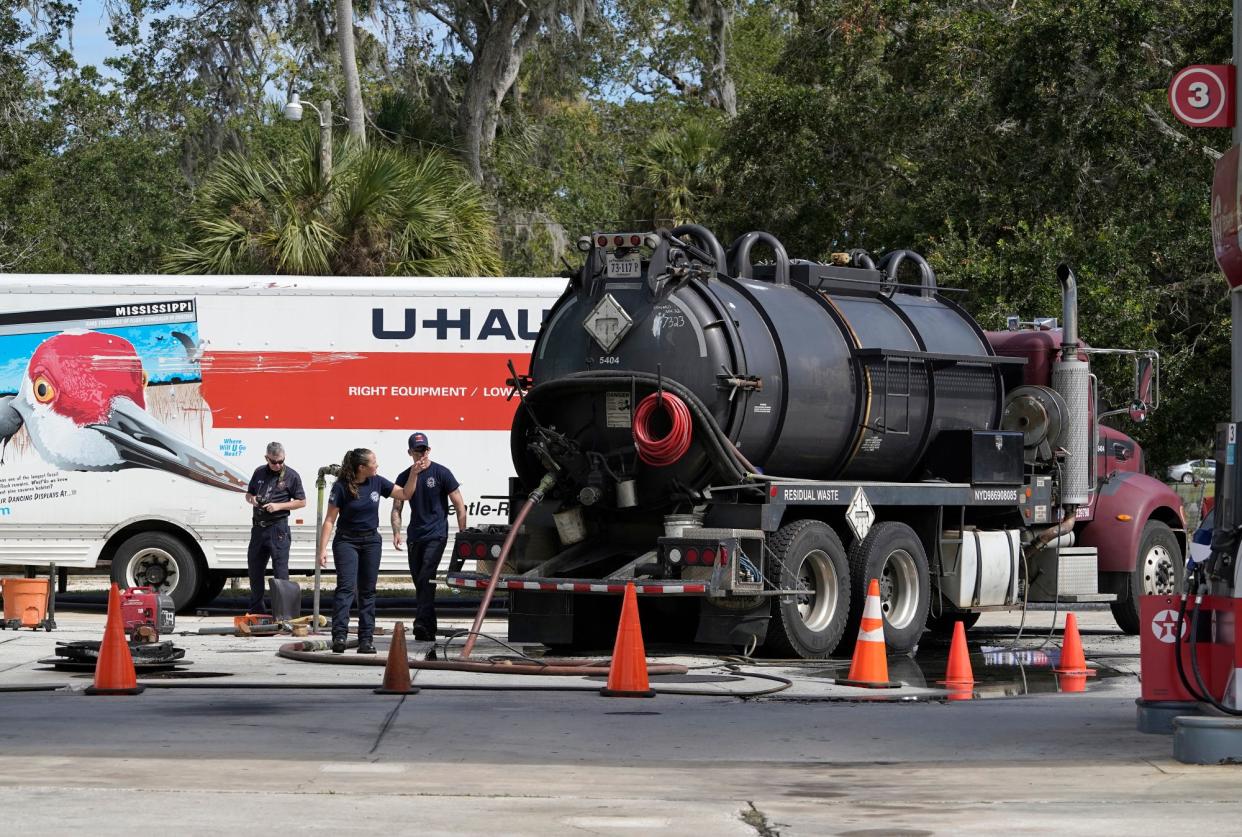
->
[1110,520,1182,635]
[763,520,851,659]
[110,532,202,613]
[846,522,930,654]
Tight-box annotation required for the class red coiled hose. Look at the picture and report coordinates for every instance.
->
[633,392,693,466]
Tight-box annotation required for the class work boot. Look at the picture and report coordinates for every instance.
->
[331,637,347,654]
[357,640,376,654]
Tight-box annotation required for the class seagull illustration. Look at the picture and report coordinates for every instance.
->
[0,330,246,491]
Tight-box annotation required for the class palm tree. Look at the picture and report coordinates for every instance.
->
[628,123,724,229]
[164,132,503,276]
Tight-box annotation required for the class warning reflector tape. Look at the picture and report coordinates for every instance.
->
[446,573,707,596]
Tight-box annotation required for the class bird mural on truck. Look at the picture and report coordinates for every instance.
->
[0,330,246,492]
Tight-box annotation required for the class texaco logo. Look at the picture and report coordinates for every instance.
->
[1150,609,1187,644]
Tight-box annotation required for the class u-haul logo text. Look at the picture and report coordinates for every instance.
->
[372,308,546,341]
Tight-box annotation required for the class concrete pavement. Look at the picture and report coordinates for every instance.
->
[0,606,1236,835]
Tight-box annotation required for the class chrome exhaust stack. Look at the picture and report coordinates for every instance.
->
[1053,264,1091,506]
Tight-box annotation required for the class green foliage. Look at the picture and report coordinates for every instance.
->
[166,132,503,276]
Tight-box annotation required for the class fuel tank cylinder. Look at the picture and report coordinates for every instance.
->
[512,231,1005,495]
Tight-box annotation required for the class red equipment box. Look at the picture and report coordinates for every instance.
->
[119,586,175,638]
[1139,594,1236,703]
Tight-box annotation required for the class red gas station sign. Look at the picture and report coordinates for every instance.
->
[1212,145,1242,288]
[1169,65,1235,128]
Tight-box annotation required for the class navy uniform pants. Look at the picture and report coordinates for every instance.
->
[332,532,382,643]
[406,538,447,638]
[246,521,290,613]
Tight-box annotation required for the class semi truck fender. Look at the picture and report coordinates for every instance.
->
[1075,471,1185,573]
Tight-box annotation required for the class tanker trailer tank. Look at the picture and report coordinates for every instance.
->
[510,226,1007,512]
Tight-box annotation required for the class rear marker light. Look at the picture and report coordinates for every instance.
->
[701,547,716,565]
[629,234,641,246]
[474,543,487,558]
[597,235,608,247]
[685,547,699,565]
[613,234,624,247]
[718,547,728,564]
[457,543,471,557]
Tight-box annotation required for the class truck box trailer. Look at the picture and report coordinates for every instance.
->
[0,274,566,610]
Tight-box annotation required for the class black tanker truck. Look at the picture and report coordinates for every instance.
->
[446,226,1186,658]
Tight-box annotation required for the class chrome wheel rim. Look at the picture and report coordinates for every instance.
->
[880,548,919,630]
[1142,544,1177,596]
[796,549,839,633]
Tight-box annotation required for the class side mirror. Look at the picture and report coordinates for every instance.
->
[1129,352,1158,423]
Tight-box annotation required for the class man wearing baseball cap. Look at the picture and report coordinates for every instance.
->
[391,432,467,641]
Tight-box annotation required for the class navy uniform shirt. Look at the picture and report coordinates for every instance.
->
[329,475,394,535]
[395,462,460,542]
[247,465,306,525]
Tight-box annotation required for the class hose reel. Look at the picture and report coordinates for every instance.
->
[1001,385,1068,464]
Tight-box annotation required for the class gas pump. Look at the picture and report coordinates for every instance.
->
[1136,423,1242,755]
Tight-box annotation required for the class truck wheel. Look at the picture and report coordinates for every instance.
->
[1110,520,1182,635]
[110,532,202,613]
[846,522,930,654]
[763,520,851,659]
[925,609,981,635]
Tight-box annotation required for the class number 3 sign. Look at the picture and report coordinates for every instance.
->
[1169,65,1235,129]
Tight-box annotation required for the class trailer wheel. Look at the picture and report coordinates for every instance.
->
[1110,520,1182,635]
[846,522,930,654]
[110,532,202,613]
[763,520,850,659]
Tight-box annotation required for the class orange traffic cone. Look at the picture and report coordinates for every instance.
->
[375,622,418,695]
[939,620,975,687]
[85,583,145,696]
[835,579,901,689]
[1054,612,1094,676]
[600,582,656,698]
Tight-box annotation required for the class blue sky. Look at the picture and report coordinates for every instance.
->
[65,2,121,73]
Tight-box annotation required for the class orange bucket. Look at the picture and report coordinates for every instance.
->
[1,578,49,628]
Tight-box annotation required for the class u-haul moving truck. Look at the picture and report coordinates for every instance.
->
[0,275,566,609]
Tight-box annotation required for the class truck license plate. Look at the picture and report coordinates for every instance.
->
[606,255,641,279]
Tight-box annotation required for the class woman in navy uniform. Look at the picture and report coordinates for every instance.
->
[317,448,415,653]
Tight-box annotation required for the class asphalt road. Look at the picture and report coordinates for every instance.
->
[0,607,1237,835]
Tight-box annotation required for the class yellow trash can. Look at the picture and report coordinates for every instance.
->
[0,578,50,629]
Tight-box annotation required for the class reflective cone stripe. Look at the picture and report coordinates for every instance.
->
[600,582,656,698]
[85,583,145,696]
[836,579,900,689]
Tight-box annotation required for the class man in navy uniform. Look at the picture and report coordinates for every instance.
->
[245,442,306,613]
[391,432,466,641]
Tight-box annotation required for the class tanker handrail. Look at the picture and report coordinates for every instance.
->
[727,231,790,286]
[853,347,1027,368]
[878,249,937,298]
[669,223,728,274]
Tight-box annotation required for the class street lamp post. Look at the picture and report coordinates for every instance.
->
[283,93,333,180]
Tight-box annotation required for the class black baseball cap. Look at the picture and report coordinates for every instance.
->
[408,432,430,450]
